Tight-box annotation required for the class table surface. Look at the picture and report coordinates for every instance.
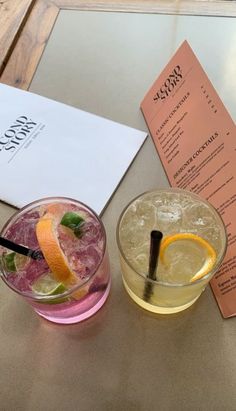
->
[1,9,236,411]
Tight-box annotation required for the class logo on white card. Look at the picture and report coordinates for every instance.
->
[0,116,38,153]
[153,65,183,102]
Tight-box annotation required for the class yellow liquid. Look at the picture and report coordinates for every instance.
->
[123,277,200,314]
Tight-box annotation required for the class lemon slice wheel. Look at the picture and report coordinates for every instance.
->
[159,233,217,283]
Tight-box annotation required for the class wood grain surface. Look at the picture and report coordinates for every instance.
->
[0,0,36,74]
[56,0,236,16]
[1,0,59,89]
[1,0,236,89]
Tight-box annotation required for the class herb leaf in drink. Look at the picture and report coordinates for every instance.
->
[60,212,84,238]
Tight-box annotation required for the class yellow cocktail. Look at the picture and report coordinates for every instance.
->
[117,188,227,314]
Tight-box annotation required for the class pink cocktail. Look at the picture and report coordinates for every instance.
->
[0,197,111,324]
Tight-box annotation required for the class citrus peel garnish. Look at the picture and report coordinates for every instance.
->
[159,233,217,283]
[72,285,89,300]
[36,214,78,285]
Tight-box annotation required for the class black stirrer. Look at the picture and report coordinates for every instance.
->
[0,237,44,261]
[143,230,163,302]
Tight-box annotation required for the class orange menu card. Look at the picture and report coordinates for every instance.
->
[141,40,236,318]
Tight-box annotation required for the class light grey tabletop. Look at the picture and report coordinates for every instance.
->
[1,10,236,411]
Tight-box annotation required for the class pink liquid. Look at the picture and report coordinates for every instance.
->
[1,198,111,324]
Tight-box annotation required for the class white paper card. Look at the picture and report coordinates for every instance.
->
[0,83,146,214]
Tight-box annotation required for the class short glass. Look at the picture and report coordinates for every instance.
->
[0,197,111,324]
[116,188,227,314]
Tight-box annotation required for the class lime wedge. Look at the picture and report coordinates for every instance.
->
[2,252,29,272]
[32,273,67,296]
[60,212,84,238]
[32,274,70,304]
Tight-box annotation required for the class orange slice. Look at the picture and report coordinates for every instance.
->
[159,233,217,283]
[72,285,89,300]
[36,214,78,285]
[46,203,65,214]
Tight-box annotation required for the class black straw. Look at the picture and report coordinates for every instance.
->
[143,230,163,302]
[0,237,44,261]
